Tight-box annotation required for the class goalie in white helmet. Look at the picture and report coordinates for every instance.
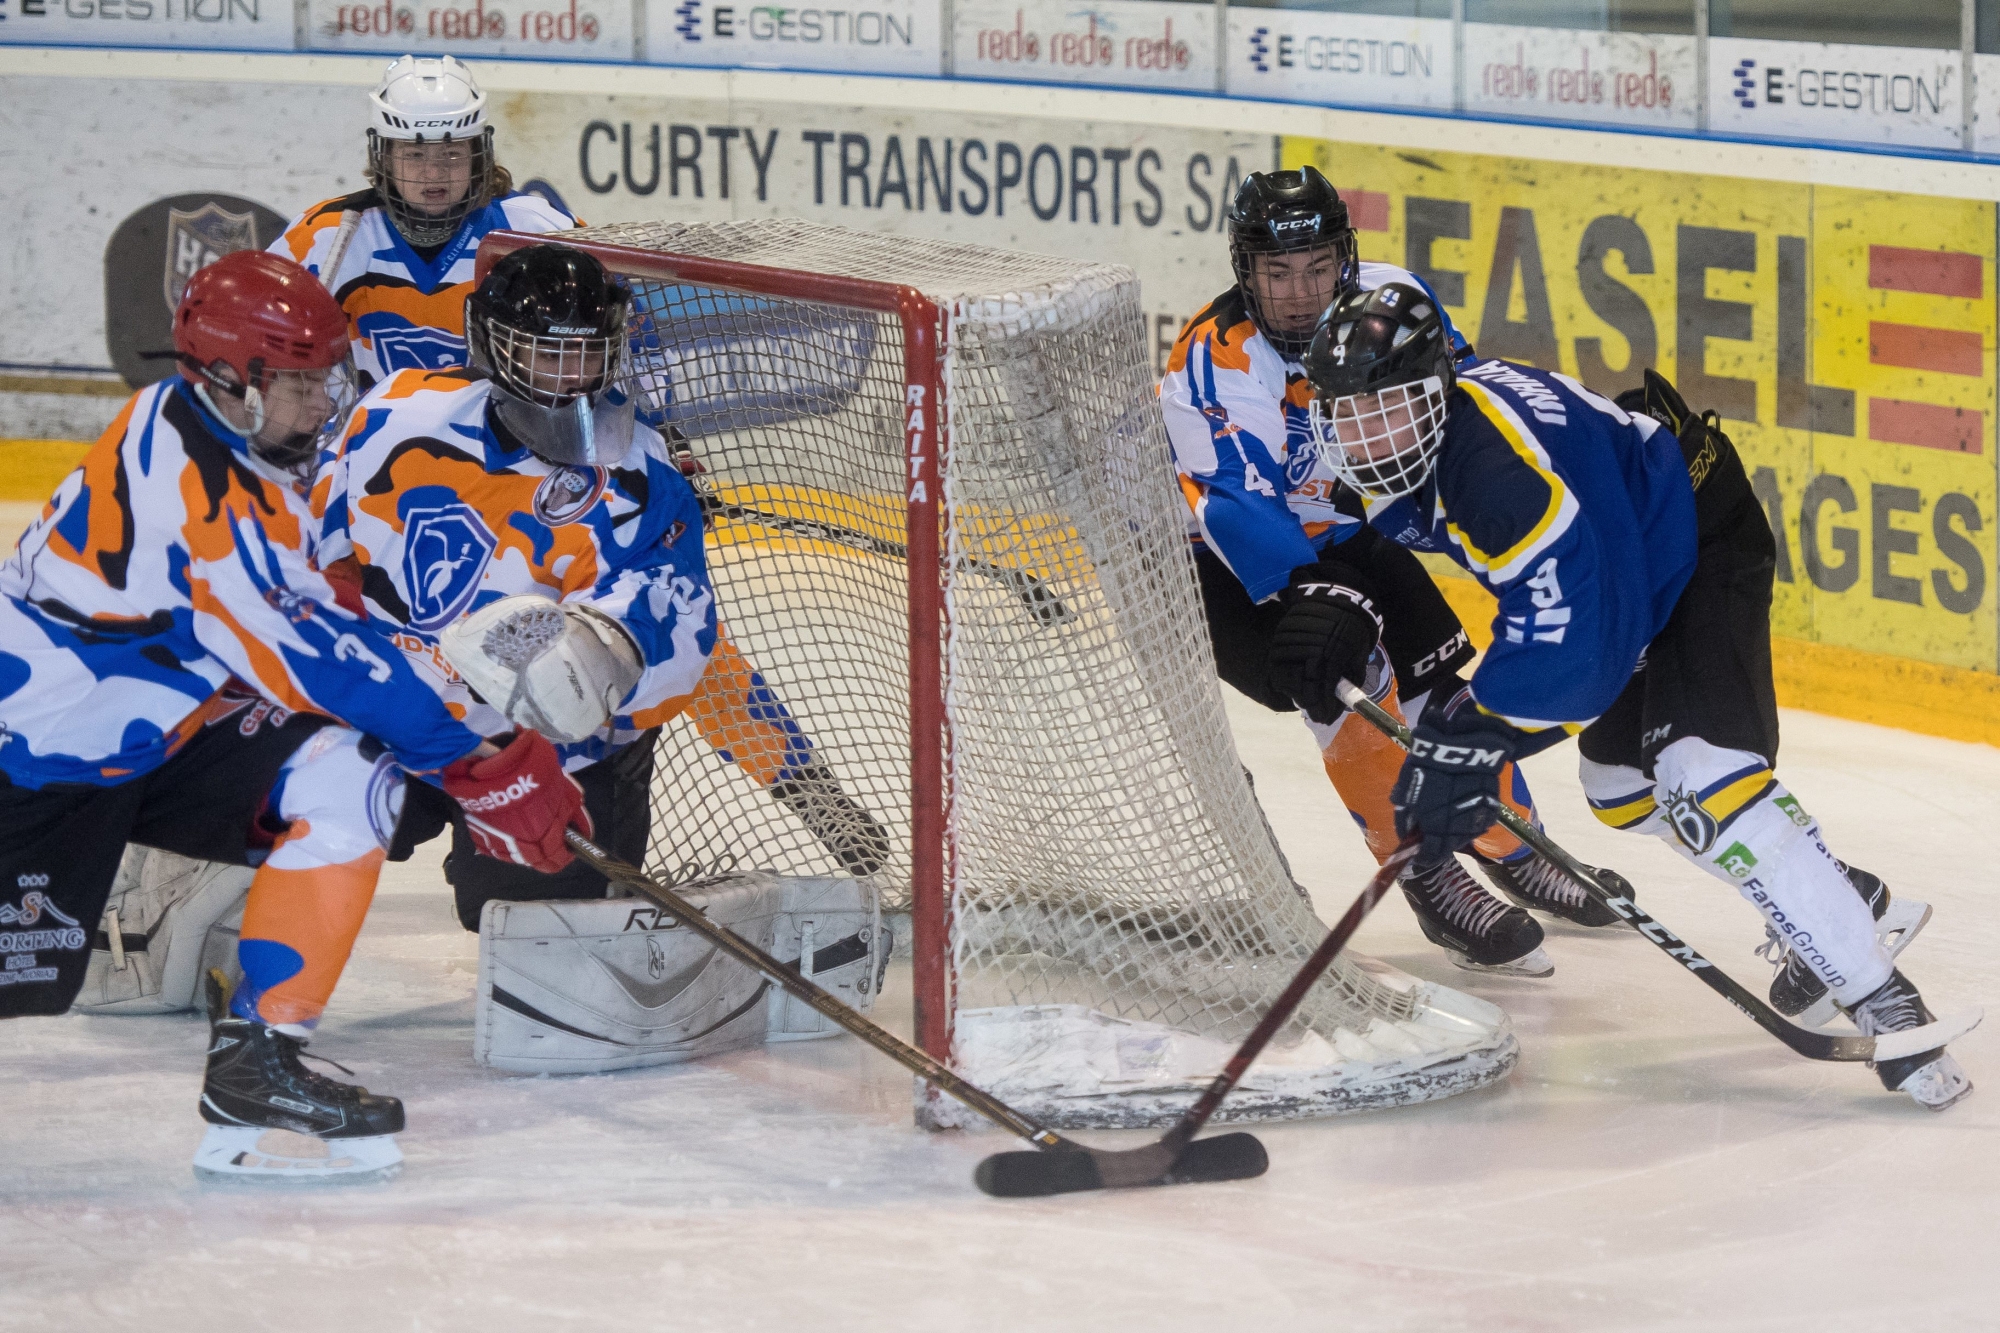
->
[268,54,581,388]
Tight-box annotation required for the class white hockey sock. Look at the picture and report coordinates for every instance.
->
[1650,738,1890,1006]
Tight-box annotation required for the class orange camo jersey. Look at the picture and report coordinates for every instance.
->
[316,369,718,772]
[0,380,480,789]
[271,189,578,386]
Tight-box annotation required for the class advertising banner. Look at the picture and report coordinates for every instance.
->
[1709,36,1963,150]
[305,0,634,59]
[952,0,1216,94]
[646,0,943,75]
[3,70,1269,410]
[0,0,294,49]
[1286,133,1997,670]
[1224,8,1452,110]
[1975,53,2000,155]
[1461,24,1695,130]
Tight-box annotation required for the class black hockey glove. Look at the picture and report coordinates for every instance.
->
[1390,689,1525,864]
[1266,562,1384,725]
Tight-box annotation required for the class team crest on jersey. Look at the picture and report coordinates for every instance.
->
[533,466,608,527]
[1282,436,1321,490]
[163,203,259,311]
[360,317,471,373]
[402,504,498,632]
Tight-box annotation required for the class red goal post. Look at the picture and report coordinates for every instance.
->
[474,229,958,1068]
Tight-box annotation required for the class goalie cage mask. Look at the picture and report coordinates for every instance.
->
[467,243,639,468]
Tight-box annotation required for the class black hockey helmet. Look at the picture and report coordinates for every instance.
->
[467,244,637,467]
[1226,165,1359,358]
[1303,283,1457,499]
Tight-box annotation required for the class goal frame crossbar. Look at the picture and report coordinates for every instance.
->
[475,230,957,1070]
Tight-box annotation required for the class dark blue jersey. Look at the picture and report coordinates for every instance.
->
[1366,359,1699,730]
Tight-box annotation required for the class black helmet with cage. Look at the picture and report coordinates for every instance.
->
[466,244,638,467]
[1226,165,1360,358]
[1302,282,1457,500]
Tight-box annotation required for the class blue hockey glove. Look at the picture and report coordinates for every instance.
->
[1391,690,1524,864]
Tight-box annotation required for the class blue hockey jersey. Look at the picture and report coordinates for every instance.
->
[1365,360,1699,730]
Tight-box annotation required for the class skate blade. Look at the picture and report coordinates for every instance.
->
[1869,1006,1982,1064]
[1799,899,1935,1028]
[1903,1056,1974,1113]
[1446,945,1554,979]
[193,1125,403,1186]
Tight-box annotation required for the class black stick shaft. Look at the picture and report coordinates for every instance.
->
[563,830,1076,1146]
[1334,683,1877,1063]
[1165,842,1421,1147]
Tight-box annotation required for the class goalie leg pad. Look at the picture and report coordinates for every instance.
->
[474,871,889,1074]
[75,847,254,1015]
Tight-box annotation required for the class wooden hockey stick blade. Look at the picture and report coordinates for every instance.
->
[1871,1007,1983,1062]
[1330,680,1936,1067]
[974,1132,1269,1199]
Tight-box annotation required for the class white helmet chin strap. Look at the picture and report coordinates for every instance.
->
[193,380,267,444]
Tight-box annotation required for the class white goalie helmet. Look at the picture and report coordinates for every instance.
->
[366,55,495,248]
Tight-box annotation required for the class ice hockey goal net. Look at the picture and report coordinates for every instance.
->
[477,220,1515,1129]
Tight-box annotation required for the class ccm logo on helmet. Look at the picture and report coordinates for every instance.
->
[1270,216,1321,234]
[460,774,542,811]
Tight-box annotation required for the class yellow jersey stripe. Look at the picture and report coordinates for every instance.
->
[1445,380,1577,581]
[1589,793,1658,829]
[1700,768,1775,826]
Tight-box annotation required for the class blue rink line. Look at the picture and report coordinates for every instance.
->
[6,39,2000,170]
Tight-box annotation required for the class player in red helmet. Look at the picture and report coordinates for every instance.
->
[0,248,591,1182]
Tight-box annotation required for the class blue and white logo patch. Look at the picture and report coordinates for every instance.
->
[358,315,469,373]
[1282,436,1321,490]
[402,503,496,632]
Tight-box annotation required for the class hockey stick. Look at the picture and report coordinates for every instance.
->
[561,830,1266,1195]
[699,493,1073,627]
[1333,680,1981,1065]
[975,842,1420,1197]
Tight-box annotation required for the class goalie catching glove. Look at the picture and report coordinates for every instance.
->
[440,594,644,744]
[1267,561,1384,724]
[441,730,592,874]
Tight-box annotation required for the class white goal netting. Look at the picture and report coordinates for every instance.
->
[574,218,1516,1128]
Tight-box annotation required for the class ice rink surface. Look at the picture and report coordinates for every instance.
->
[3,697,1994,1333]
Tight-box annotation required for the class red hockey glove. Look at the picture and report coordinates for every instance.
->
[441,731,592,874]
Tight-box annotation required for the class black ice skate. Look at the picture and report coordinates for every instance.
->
[1842,970,1973,1112]
[1401,857,1553,977]
[193,970,405,1184]
[1475,852,1622,928]
[769,764,894,878]
[1761,863,1930,1028]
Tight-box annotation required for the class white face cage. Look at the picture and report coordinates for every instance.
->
[473,314,638,467]
[1306,375,1451,500]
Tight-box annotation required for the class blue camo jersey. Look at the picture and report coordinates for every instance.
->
[0,380,483,789]
[1160,262,1467,603]
[270,190,578,387]
[313,369,718,773]
[1364,359,1700,730]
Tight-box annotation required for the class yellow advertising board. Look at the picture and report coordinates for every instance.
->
[1283,136,1998,675]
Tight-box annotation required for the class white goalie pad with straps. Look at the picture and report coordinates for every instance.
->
[439,594,643,744]
[473,871,889,1074]
[74,847,252,1014]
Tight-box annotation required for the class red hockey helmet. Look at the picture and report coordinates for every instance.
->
[173,250,357,476]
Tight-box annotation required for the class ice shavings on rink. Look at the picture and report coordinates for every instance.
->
[939,969,1517,1130]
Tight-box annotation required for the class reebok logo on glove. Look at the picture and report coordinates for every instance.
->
[457,774,541,812]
